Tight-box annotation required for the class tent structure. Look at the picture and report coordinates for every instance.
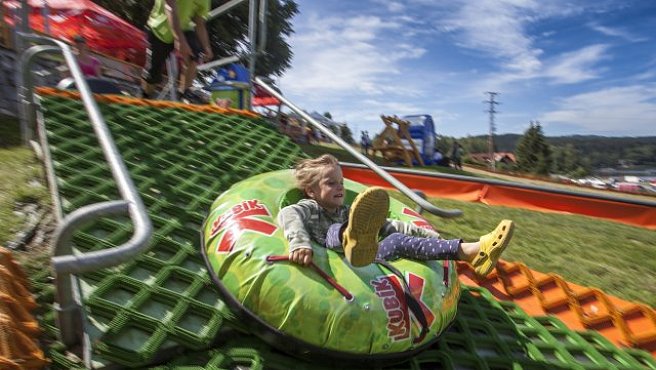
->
[2,0,147,64]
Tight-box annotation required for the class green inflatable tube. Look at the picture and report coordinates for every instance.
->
[201,170,460,360]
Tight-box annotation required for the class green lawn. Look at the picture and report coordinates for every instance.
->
[0,115,49,245]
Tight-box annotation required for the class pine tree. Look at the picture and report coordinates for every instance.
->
[515,121,552,175]
[339,124,354,144]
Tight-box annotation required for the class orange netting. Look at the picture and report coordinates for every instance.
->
[34,87,260,118]
[459,260,656,356]
[0,248,48,370]
[342,166,656,230]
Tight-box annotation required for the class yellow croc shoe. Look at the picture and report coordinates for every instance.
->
[472,220,514,278]
[343,187,389,267]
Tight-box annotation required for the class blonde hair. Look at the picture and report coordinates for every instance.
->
[294,154,340,194]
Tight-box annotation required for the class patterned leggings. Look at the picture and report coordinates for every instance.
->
[325,223,461,261]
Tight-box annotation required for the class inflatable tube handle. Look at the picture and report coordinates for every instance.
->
[375,259,429,344]
[266,255,354,301]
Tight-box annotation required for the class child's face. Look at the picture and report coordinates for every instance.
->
[306,165,344,212]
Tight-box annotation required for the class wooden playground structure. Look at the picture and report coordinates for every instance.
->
[371,115,425,167]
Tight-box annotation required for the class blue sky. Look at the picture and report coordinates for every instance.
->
[277,0,656,139]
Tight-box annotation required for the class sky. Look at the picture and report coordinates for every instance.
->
[277,0,656,139]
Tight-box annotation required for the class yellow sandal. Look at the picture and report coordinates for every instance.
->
[343,187,389,267]
[472,220,514,278]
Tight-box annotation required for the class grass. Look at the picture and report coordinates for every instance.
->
[0,115,49,245]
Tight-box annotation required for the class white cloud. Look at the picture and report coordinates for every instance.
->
[281,14,426,97]
[540,84,656,135]
[436,0,544,74]
[544,44,609,84]
[371,0,405,13]
[588,23,648,43]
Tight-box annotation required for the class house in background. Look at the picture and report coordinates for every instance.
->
[469,152,517,166]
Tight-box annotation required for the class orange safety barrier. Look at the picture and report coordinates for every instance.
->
[34,87,260,118]
[0,248,48,370]
[458,260,656,356]
[342,166,656,230]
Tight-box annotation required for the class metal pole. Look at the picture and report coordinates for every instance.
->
[208,0,247,20]
[254,77,463,218]
[258,0,267,53]
[247,0,258,110]
[41,0,50,35]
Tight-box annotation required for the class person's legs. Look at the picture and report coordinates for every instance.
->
[376,233,461,261]
[179,31,203,100]
[141,29,174,98]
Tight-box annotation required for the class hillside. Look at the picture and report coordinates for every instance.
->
[454,134,656,170]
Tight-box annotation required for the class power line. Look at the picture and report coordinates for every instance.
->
[485,92,500,172]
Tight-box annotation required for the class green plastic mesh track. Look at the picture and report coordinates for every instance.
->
[139,287,656,370]
[39,94,306,367]
[36,94,656,370]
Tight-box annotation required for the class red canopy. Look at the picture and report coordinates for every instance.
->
[252,85,281,107]
[3,0,147,65]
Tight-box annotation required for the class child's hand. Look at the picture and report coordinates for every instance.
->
[290,248,313,266]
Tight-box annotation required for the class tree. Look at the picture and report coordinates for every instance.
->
[94,0,299,77]
[323,112,333,119]
[515,121,552,175]
[339,124,354,144]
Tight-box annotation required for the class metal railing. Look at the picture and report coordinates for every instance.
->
[17,33,153,348]
[254,77,463,218]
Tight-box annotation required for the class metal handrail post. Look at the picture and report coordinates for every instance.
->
[258,0,267,53]
[254,77,462,218]
[208,0,247,20]
[247,0,258,110]
[18,37,153,347]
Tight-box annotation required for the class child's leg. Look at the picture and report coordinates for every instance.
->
[376,233,462,261]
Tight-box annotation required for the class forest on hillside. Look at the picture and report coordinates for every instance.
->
[437,134,656,171]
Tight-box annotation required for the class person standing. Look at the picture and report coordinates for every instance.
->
[73,35,102,78]
[451,141,464,170]
[141,0,213,102]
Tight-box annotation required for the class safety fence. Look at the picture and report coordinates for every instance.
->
[342,166,656,230]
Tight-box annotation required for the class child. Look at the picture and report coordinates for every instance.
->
[278,154,514,278]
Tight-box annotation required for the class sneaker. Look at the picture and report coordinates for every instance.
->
[471,220,514,278]
[342,187,389,267]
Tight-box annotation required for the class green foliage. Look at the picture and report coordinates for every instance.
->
[339,124,354,144]
[434,135,452,154]
[515,121,552,175]
[94,0,299,77]
[0,147,48,245]
[460,133,656,171]
[323,112,333,119]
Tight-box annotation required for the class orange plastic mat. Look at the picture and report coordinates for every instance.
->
[458,260,656,356]
[0,248,49,370]
[34,86,260,118]
[342,166,656,230]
